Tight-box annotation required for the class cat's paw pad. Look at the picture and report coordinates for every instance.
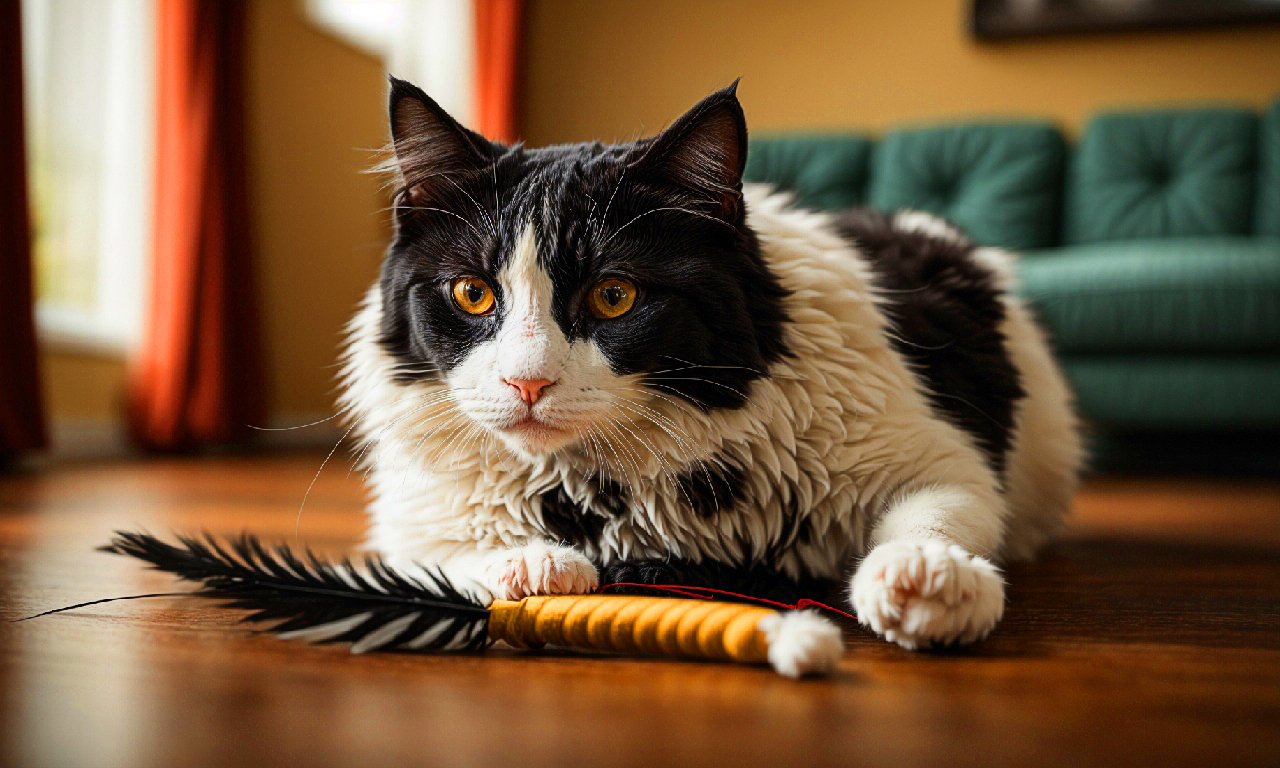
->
[850,539,1004,650]
[486,542,598,600]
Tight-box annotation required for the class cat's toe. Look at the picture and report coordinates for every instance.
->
[487,542,598,600]
[849,539,1004,650]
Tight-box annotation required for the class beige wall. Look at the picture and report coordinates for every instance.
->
[245,0,390,419]
[42,0,389,431]
[40,0,1280,433]
[522,0,1280,145]
[40,350,127,422]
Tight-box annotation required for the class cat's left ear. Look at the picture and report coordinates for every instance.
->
[634,79,748,220]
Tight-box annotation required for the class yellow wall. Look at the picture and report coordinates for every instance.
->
[39,0,1280,431]
[41,0,388,430]
[40,350,127,422]
[245,0,390,419]
[522,0,1280,145]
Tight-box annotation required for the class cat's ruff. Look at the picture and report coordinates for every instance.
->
[341,79,1081,652]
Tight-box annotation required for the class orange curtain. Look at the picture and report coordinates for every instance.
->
[129,0,262,451]
[473,0,524,142]
[0,0,48,459]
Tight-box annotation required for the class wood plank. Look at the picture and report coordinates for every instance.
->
[2,455,1277,768]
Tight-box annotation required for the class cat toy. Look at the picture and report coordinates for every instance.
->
[27,532,845,678]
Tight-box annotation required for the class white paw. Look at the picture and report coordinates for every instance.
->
[758,610,844,678]
[850,539,1005,650]
[484,542,599,600]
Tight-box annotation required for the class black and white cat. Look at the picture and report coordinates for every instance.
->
[341,78,1081,661]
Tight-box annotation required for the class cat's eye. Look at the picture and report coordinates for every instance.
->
[587,278,638,320]
[451,277,495,316]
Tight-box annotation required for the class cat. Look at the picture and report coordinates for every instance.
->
[340,77,1081,656]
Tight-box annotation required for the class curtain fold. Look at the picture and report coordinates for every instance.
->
[473,0,524,142]
[0,0,48,459]
[128,0,262,451]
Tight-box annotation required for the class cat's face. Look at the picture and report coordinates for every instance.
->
[378,78,788,456]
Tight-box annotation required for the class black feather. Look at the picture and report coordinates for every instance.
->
[95,531,490,653]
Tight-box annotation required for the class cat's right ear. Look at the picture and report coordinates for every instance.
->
[388,76,493,203]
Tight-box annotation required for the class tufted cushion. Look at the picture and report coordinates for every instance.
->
[1065,108,1258,244]
[1018,237,1280,354]
[867,122,1065,251]
[1059,356,1280,431]
[743,134,873,210]
[1257,99,1280,237]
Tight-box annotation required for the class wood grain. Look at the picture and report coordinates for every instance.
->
[2,455,1278,768]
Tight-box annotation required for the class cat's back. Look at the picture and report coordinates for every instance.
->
[744,187,1080,559]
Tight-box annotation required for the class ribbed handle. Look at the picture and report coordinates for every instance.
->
[487,595,774,664]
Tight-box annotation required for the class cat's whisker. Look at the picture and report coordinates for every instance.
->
[610,397,705,458]
[585,424,633,487]
[445,424,488,502]
[611,400,708,472]
[394,205,484,238]
[643,376,748,400]
[612,401,724,515]
[882,329,955,352]
[602,412,694,516]
[640,382,715,412]
[348,390,460,455]
[591,421,646,496]
[295,419,361,543]
[597,167,627,236]
[656,354,765,376]
[603,384,728,449]
[416,171,498,235]
[352,399,463,480]
[603,206,733,247]
[392,412,470,496]
[489,151,502,234]
[250,399,357,433]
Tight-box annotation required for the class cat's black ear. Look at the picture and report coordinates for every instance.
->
[635,80,748,219]
[388,76,493,203]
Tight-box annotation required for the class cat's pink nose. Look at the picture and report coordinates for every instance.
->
[504,377,553,405]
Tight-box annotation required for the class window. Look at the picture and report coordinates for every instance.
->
[306,0,475,122]
[22,0,155,353]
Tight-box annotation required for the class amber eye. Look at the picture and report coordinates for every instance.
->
[587,278,638,320]
[451,277,495,316]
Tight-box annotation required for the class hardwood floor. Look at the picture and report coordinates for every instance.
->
[2,455,1278,768]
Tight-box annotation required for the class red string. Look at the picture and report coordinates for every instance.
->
[598,582,857,621]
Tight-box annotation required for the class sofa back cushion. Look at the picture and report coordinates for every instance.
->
[1257,99,1280,237]
[1065,108,1258,244]
[743,135,872,211]
[867,122,1065,251]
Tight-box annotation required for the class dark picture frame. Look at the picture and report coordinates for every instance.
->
[971,0,1280,40]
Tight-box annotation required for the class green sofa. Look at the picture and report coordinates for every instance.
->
[745,101,1280,470]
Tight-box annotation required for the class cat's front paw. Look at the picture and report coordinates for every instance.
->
[850,539,1004,650]
[485,542,599,600]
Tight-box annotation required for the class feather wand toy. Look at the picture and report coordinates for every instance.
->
[24,532,845,678]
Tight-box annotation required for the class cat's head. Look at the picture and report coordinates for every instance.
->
[377,77,788,456]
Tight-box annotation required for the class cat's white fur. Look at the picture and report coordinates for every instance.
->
[340,185,1081,651]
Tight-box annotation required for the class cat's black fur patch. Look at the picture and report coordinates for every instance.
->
[378,77,789,410]
[537,476,628,549]
[832,208,1024,475]
[675,458,745,517]
[597,557,840,606]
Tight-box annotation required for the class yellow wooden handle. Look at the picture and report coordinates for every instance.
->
[487,595,774,664]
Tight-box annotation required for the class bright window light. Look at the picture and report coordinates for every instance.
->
[305,0,475,124]
[22,0,154,354]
